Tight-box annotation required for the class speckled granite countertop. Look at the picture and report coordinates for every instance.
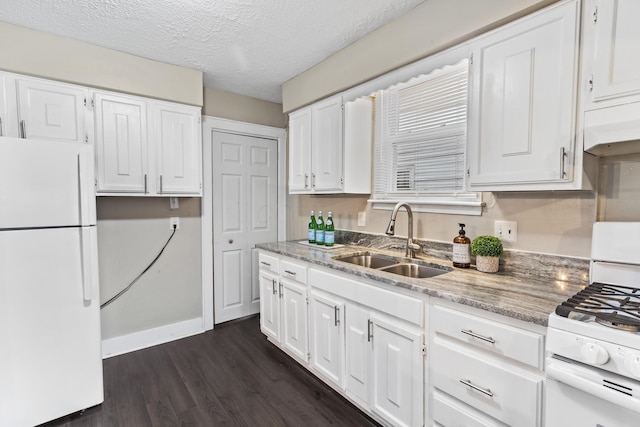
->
[255,240,587,327]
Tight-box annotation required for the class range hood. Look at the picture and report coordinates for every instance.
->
[584,102,640,157]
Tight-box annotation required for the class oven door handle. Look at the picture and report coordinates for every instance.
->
[547,361,640,414]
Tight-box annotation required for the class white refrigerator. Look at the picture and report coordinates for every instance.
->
[0,137,103,426]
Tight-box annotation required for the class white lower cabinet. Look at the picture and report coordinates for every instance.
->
[308,267,425,427]
[428,301,546,427]
[309,289,345,388]
[258,253,309,364]
[369,313,424,427]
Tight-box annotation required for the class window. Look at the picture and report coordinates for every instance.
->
[370,58,483,215]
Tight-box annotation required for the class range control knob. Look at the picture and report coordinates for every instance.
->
[624,354,640,379]
[580,342,609,365]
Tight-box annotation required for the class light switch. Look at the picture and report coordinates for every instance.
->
[170,197,179,210]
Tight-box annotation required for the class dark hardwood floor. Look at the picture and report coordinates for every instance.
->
[43,315,380,427]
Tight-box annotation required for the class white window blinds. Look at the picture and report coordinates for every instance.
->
[374,58,470,199]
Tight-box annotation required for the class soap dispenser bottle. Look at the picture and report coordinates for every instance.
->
[453,223,471,268]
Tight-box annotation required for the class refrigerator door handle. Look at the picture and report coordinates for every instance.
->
[80,228,94,302]
[77,151,95,226]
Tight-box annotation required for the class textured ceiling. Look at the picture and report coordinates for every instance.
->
[0,0,426,103]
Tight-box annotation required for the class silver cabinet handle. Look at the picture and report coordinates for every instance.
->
[367,319,373,342]
[334,306,340,326]
[284,270,296,276]
[160,175,163,193]
[311,173,316,188]
[460,379,493,397]
[461,329,495,344]
[144,174,148,194]
[0,117,3,136]
[304,173,309,189]
[260,261,271,267]
[560,147,567,178]
[271,278,277,295]
[20,120,26,139]
[278,281,283,298]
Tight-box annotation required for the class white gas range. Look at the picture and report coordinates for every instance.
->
[545,222,640,426]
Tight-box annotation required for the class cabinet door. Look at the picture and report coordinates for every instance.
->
[370,313,423,427]
[280,278,308,363]
[16,77,87,143]
[154,102,202,195]
[258,269,280,342]
[589,0,640,103]
[309,290,344,388]
[345,303,371,409]
[94,92,148,193]
[467,0,579,189]
[288,107,312,193]
[0,73,18,138]
[311,96,343,192]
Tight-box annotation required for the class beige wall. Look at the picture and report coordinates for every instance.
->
[97,197,202,339]
[282,0,557,111]
[288,192,597,258]
[0,21,203,106]
[203,87,287,128]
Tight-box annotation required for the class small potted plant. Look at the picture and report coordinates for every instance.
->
[471,235,503,273]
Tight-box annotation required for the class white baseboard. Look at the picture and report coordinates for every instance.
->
[102,317,204,359]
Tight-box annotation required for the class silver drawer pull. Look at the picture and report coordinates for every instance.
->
[260,261,271,267]
[284,270,297,276]
[461,329,495,344]
[460,379,493,397]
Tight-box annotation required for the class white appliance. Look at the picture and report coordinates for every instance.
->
[0,138,103,426]
[545,222,640,426]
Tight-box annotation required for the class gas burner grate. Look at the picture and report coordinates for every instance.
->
[555,282,640,330]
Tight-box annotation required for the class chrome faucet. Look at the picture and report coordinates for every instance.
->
[385,202,421,258]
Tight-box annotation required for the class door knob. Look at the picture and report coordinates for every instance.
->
[229,239,233,244]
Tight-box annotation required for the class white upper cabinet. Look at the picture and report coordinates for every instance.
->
[581,0,640,156]
[585,0,640,105]
[0,74,16,137]
[467,0,594,191]
[288,95,372,194]
[0,72,88,143]
[16,77,88,144]
[94,91,202,196]
[151,101,202,195]
[287,107,312,192]
[311,96,344,192]
[94,92,148,194]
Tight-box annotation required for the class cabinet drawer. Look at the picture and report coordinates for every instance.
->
[433,391,506,427]
[431,304,543,369]
[431,339,542,427]
[280,258,307,283]
[258,253,279,274]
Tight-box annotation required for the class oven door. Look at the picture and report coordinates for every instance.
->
[545,356,640,426]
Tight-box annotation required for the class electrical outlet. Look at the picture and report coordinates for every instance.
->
[170,217,180,230]
[357,211,366,227]
[494,220,517,242]
[170,197,179,210]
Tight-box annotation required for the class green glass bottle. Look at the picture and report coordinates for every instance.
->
[315,211,325,245]
[324,211,335,246]
[308,210,317,243]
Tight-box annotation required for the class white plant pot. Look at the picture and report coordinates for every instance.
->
[476,255,499,273]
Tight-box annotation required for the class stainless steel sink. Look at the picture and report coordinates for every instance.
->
[379,263,448,279]
[334,252,450,279]
[333,252,398,269]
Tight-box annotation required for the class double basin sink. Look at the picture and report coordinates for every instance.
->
[333,252,450,279]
